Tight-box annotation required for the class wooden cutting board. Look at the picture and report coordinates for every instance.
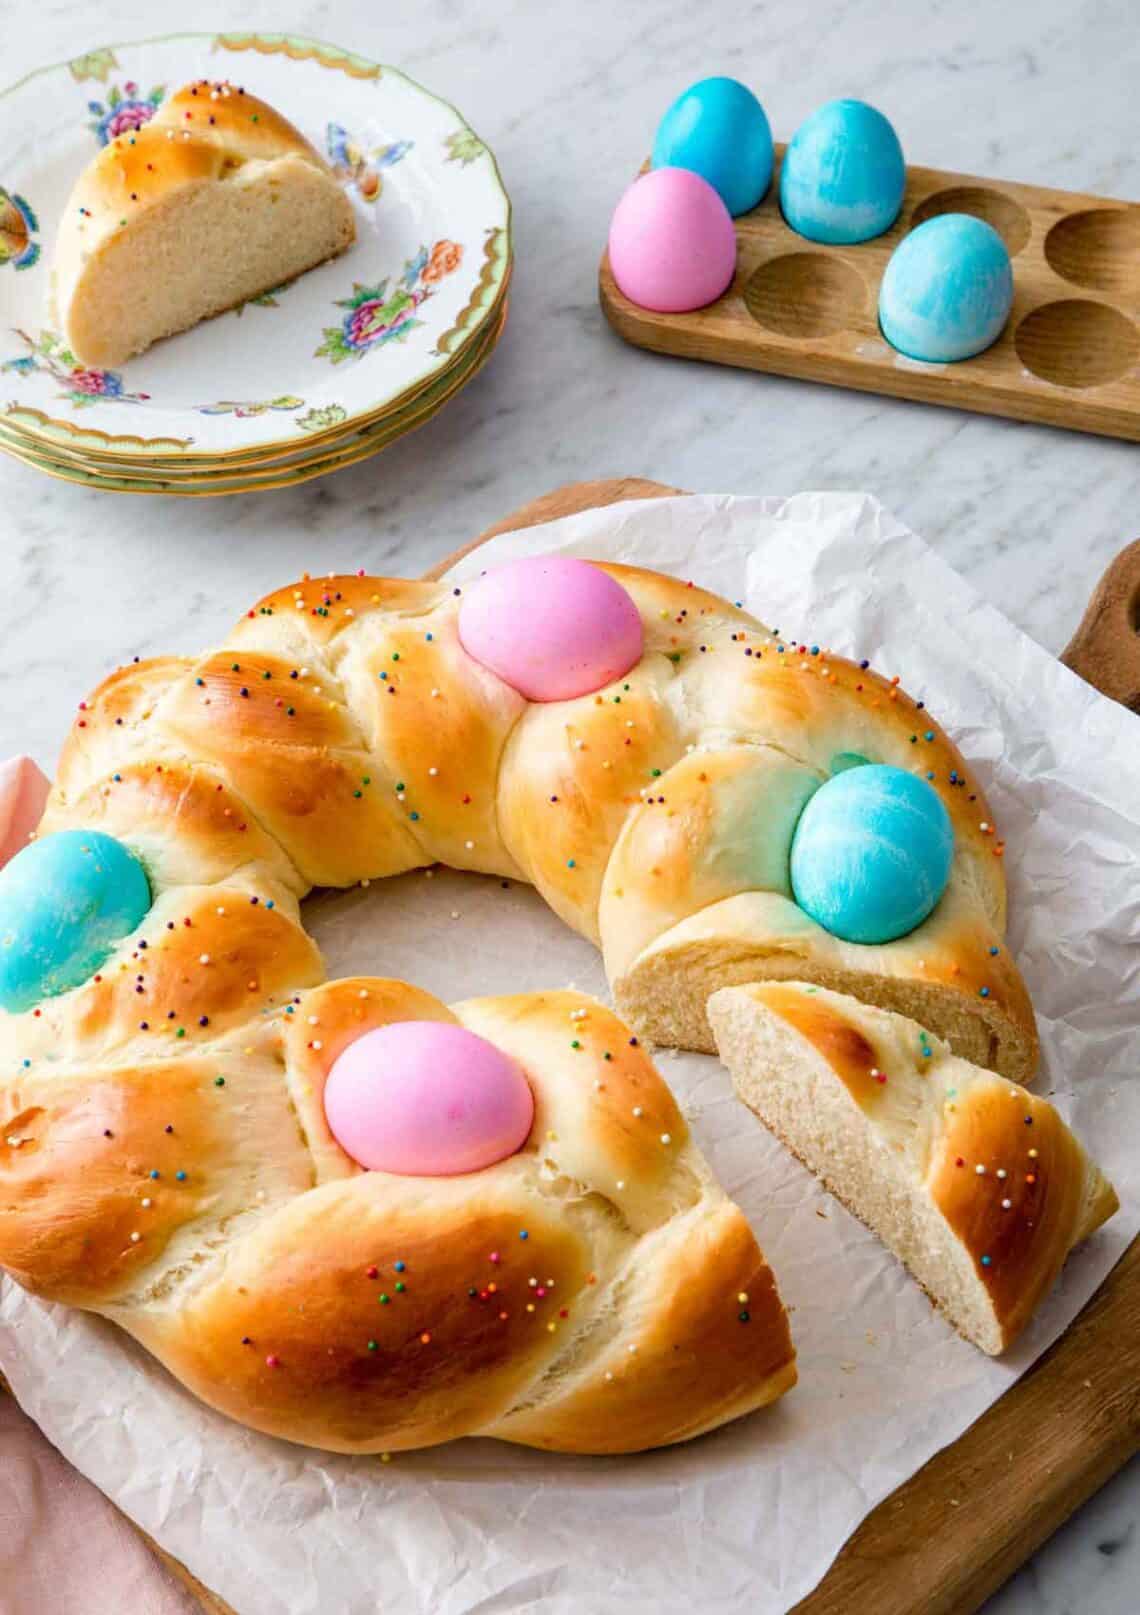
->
[4,477,1138,1615]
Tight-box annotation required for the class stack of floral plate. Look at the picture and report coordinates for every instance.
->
[0,33,511,494]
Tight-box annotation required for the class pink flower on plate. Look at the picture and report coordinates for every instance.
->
[89,84,165,147]
[69,367,123,397]
[345,298,416,350]
[102,101,156,141]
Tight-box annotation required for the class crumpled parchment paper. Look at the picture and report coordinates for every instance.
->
[2,493,1137,1615]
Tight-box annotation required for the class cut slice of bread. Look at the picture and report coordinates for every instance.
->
[54,80,356,366]
[708,981,1116,1354]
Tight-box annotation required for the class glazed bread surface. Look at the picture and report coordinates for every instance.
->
[0,558,1041,1447]
[54,80,355,366]
[0,971,795,1452]
[41,564,1037,1079]
[708,981,1115,1354]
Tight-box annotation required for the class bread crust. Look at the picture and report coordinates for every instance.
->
[710,982,1115,1354]
[41,565,1034,1075]
[1,559,1038,1444]
[1,978,796,1451]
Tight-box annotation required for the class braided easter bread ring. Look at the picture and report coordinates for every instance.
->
[0,555,1035,1450]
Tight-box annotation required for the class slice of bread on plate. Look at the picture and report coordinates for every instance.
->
[54,80,356,366]
[708,980,1116,1354]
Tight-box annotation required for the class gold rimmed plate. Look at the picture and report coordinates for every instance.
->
[0,299,507,494]
[1,261,511,476]
[0,31,511,473]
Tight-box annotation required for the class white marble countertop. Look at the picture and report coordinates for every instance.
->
[0,0,1136,1609]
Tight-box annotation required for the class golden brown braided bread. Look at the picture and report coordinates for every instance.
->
[43,564,1036,1076]
[1,968,794,1452]
[0,558,1038,1449]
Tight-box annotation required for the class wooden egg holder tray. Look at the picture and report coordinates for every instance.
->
[599,147,1140,441]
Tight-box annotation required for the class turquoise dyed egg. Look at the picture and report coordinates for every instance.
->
[0,829,151,1013]
[879,214,1014,362]
[780,98,905,244]
[789,764,953,945]
[652,77,773,218]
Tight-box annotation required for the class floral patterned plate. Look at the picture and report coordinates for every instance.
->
[0,293,505,487]
[0,293,506,491]
[0,32,511,466]
[1,255,511,476]
[1,240,510,473]
[0,298,507,495]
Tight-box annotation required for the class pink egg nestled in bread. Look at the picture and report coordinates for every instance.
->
[457,555,644,701]
[323,1020,535,1176]
[608,166,737,313]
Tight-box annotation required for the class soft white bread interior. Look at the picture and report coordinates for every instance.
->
[54,80,355,366]
[708,981,1116,1354]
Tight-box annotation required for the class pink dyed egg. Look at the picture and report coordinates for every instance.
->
[457,554,643,701]
[323,1020,534,1176]
[608,166,737,312]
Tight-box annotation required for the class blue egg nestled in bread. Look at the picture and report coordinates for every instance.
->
[652,76,773,217]
[0,829,151,1012]
[789,764,953,945]
[879,214,1014,362]
[780,98,905,244]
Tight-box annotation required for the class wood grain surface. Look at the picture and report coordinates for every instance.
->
[1061,537,1140,711]
[3,477,1136,1614]
[599,151,1140,442]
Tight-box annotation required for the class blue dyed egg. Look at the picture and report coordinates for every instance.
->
[652,77,773,218]
[789,765,953,945]
[780,98,905,244]
[0,830,151,1013]
[879,214,1013,362]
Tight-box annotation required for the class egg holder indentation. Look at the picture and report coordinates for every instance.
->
[910,186,1032,257]
[599,145,1140,441]
[1014,299,1139,389]
[742,252,868,340]
[1044,209,1140,295]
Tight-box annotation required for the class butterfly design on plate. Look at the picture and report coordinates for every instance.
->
[326,124,413,203]
[0,188,39,270]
